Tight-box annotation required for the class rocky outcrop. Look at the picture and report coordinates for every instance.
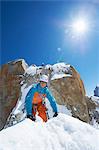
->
[0,59,28,130]
[50,66,89,123]
[88,96,99,124]
[0,59,91,130]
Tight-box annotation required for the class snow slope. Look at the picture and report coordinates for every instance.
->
[0,113,99,150]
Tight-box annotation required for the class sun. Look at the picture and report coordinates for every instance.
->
[64,16,90,41]
[71,18,88,37]
[72,20,87,33]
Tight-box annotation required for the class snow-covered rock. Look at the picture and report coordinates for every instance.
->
[0,59,27,130]
[87,96,99,129]
[91,96,99,104]
[0,59,90,131]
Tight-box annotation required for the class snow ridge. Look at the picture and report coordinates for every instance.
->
[25,62,71,80]
[0,114,99,150]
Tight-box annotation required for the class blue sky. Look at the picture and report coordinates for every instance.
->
[1,1,99,96]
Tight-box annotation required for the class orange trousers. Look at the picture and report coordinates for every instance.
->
[32,102,48,122]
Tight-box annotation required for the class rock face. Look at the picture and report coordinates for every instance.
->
[0,60,28,130]
[50,66,89,122]
[0,59,91,130]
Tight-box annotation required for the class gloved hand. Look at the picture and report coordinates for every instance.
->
[27,115,36,121]
[53,112,58,117]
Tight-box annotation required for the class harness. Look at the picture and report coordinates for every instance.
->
[32,92,46,105]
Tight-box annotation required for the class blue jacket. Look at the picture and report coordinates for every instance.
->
[25,83,58,115]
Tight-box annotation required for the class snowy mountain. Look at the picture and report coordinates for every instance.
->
[0,59,98,131]
[0,113,99,150]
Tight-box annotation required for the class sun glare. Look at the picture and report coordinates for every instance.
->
[71,18,88,37]
[72,20,87,33]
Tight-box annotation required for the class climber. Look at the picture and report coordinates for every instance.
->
[25,74,58,122]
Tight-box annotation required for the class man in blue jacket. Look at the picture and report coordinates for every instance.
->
[25,75,58,122]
